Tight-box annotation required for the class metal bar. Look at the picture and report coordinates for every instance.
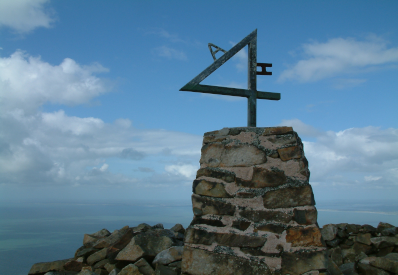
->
[180,29,257,90]
[256,63,272,75]
[247,31,257,127]
[181,84,250,97]
[257,91,281,100]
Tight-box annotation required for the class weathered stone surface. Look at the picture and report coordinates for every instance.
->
[231,221,251,231]
[192,179,231,198]
[200,143,267,167]
[29,259,72,274]
[357,263,390,275]
[87,248,107,266]
[154,263,177,275]
[181,246,271,275]
[116,230,175,262]
[330,247,343,267]
[118,264,143,275]
[278,146,302,161]
[327,259,343,275]
[376,222,396,235]
[293,208,318,225]
[190,216,225,227]
[204,128,230,137]
[152,246,183,265]
[74,246,99,259]
[370,253,398,273]
[262,126,293,136]
[239,208,293,223]
[83,229,111,247]
[192,194,235,216]
[258,134,297,151]
[134,258,155,275]
[237,167,287,188]
[64,258,85,272]
[93,259,109,269]
[254,223,286,234]
[356,233,372,245]
[281,250,328,275]
[92,226,130,249]
[104,263,116,273]
[263,185,315,209]
[93,269,107,275]
[77,270,97,275]
[346,224,360,234]
[185,228,266,248]
[170,224,185,234]
[321,224,338,241]
[353,242,373,255]
[339,262,356,275]
[371,236,398,248]
[196,167,235,183]
[286,226,323,247]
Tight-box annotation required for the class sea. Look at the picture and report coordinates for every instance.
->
[1,199,397,275]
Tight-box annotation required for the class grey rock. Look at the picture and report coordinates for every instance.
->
[339,262,357,275]
[29,259,72,274]
[358,263,390,275]
[134,258,155,275]
[152,246,183,265]
[321,224,338,241]
[118,264,143,275]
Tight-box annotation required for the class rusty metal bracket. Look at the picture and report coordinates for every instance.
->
[256,63,272,75]
[208,43,227,61]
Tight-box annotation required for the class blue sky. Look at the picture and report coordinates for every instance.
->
[0,0,397,204]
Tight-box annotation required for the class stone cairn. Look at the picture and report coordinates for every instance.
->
[181,126,328,275]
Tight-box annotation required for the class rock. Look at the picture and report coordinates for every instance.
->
[338,262,357,275]
[181,246,271,275]
[133,223,152,233]
[321,224,338,241]
[118,264,143,275]
[64,258,85,272]
[109,269,120,275]
[277,146,302,161]
[29,259,72,274]
[185,227,266,247]
[262,185,315,209]
[87,248,107,266]
[360,225,376,234]
[154,264,177,275]
[293,208,318,225]
[92,226,131,249]
[356,233,372,245]
[83,229,111,247]
[77,270,97,275]
[200,143,267,167]
[104,263,116,273]
[134,258,155,275]
[170,224,185,234]
[94,269,108,275]
[357,263,390,275]
[152,246,183,265]
[353,242,373,255]
[262,126,293,136]
[376,222,396,234]
[286,226,323,247]
[190,216,225,227]
[74,246,99,259]
[196,167,235,183]
[327,259,343,275]
[93,259,109,269]
[152,223,164,229]
[116,229,176,262]
[237,167,287,188]
[370,253,398,273]
[191,194,235,216]
[371,236,398,248]
[192,179,231,198]
[239,208,293,223]
[330,247,343,267]
[346,224,360,235]
[281,250,328,275]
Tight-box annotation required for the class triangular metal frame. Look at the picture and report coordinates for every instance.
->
[180,29,280,127]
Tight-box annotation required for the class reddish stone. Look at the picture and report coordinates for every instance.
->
[263,185,315,209]
[278,146,302,161]
[286,227,323,247]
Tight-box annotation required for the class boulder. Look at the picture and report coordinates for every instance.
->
[134,258,155,275]
[321,224,338,241]
[152,246,184,265]
[29,259,72,274]
[118,264,143,275]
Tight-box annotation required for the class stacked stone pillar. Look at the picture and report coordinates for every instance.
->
[181,127,328,275]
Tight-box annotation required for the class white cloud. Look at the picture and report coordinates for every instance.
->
[0,50,202,188]
[153,46,187,61]
[0,51,109,114]
[301,124,398,191]
[279,118,323,137]
[165,164,198,178]
[279,35,398,83]
[0,0,55,33]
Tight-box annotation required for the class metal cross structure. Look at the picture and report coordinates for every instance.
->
[180,29,281,127]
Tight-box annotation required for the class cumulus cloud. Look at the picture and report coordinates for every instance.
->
[165,164,198,178]
[0,0,55,33]
[0,50,201,188]
[279,118,323,137]
[301,124,398,191]
[153,46,187,61]
[229,41,247,71]
[279,35,398,83]
[0,51,109,114]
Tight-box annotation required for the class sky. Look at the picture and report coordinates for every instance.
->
[0,0,397,205]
